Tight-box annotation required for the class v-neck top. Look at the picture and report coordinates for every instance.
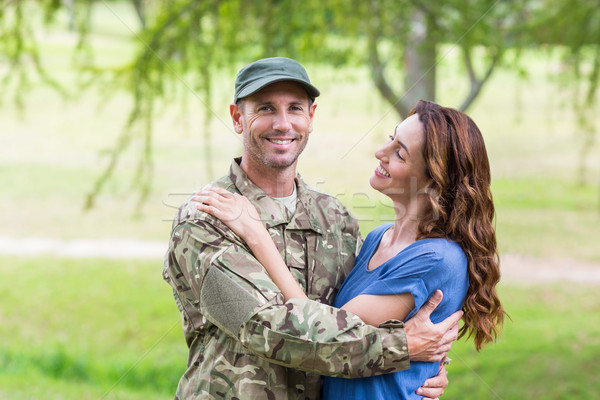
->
[323,222,469,400]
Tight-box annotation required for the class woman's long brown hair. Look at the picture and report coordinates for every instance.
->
[411,100,505,351]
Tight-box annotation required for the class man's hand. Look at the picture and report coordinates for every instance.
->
[416,356,449,399]
[405,290,462,362]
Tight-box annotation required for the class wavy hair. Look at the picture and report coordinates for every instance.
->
[411,100,505,351]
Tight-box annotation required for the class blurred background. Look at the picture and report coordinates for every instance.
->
[1,1,599,399]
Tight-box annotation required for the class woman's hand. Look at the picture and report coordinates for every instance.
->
[193,187,263,241]
[194,186,307,301]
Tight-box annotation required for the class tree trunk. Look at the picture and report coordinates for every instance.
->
[132,0,146,29]
[402,9,436,110]
[366,3,438,119]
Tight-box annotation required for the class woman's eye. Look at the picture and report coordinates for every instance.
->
[388,135,404,160]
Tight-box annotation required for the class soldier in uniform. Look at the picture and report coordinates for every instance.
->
[163,57,461,400]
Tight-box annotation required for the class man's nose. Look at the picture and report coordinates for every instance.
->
[272,111,291,132]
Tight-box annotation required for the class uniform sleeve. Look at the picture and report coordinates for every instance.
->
[164,216,410,378]
[339,208,363,286]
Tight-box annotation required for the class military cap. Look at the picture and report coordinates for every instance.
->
[234,57,320,102]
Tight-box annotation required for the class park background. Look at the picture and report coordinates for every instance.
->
[1,1,599,399]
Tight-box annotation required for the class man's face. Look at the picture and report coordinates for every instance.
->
[231,81,317,172]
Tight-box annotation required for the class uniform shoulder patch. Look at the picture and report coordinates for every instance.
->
[201,266,261,338]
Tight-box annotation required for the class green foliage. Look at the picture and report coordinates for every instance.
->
[0,0,66,109]
[524,1,600,180]
[3,0,598,208]
[1,52,598,258]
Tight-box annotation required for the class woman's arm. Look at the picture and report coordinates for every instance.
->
[193,188,451,398]
[340,293,415,326]
[193,187,307,301]
[194,188,415,322]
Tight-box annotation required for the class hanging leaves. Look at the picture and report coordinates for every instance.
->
[2,0,599,208]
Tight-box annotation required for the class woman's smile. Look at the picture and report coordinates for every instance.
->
[375,164,391,178]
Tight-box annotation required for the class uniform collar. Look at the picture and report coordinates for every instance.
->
[229,158,323,234]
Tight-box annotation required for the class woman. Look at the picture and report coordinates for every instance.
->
[195,100,505,399]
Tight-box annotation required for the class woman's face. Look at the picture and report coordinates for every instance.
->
[370,114,429,201]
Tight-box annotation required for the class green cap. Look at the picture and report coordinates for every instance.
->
[234,57,320,102]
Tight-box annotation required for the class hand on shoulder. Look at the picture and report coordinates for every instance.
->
[193,186,263,240]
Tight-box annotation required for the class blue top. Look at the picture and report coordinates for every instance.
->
[323,223,469,400]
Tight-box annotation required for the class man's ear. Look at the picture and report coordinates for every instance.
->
[230,103,244,134]
[307,102,317,134]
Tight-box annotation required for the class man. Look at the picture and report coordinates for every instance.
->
[163,57,460,399]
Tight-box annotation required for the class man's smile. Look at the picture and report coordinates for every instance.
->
[267,138,294,145]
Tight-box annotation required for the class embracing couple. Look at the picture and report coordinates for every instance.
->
[163,57,505,400]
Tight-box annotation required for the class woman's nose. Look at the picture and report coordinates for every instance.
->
[375,143,390,161]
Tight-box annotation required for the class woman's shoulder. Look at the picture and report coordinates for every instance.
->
[410,238,467,266]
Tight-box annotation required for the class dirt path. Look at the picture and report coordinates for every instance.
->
[0,236,167,260]
[500,253,600,285]
[1,237,599,284]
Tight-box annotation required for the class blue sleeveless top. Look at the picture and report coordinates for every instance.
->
[323,223,468,399]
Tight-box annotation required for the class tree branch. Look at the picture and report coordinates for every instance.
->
[83,1,196,211]
[586,45,600,104]
[459,45,500,112]
[366,0,409,118]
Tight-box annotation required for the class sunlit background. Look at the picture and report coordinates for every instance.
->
[1,1,599,399]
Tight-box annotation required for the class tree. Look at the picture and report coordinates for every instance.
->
[523,0,600,182]
[350,0,518,117]
[1,0,598,207]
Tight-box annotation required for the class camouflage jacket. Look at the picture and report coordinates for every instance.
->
[163,159,410,400]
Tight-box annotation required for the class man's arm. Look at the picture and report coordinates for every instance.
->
[165,214,411,378]
[166,206,458,380]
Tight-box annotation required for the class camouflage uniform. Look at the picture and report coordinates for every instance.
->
[163,158,409,399]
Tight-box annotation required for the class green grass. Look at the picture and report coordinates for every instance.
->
[1,256,599,399]
[0,256,186,399]
[492,178,600,259]
[445,284,600,399]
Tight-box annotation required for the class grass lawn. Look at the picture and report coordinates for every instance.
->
[1,255,599,399]
[445,283,600,399]
[0,256,185,400]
